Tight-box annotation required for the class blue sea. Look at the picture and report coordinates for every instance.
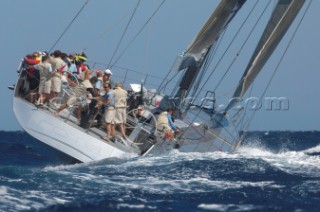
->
[0,131,319,211]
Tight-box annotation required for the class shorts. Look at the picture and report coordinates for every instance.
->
[38,79,51,94]
[81,79,93,89]
[66,95,77,106]
[104,108,116,124]
[157,123,173,134]
[114,107,127,124]
[51,77,61,92]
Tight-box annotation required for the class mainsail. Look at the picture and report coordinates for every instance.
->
[173,0,246,100]
[226,0,306,111]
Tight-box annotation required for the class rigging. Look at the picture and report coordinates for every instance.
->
[82,10,133,52]
[110,0,166,68]
[107,0,142,68]
[48,0,90,53]
[212,0,272,93]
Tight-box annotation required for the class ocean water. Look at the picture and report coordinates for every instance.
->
[0,131,319,211]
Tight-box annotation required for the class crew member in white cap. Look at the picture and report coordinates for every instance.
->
[104,69,113,75]
[103,69,114,87]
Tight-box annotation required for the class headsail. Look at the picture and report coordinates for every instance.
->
[226,0,306,111]
[173,0,246,100]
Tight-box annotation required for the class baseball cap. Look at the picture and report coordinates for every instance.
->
[104,69,113,75]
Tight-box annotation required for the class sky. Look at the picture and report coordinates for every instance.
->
[0,0,319,131]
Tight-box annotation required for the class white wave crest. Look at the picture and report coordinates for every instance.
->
[304,144,320,154]
[198,203,260,211]
[237,146,320,177]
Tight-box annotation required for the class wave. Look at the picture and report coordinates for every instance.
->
[304,144,320,156]
[1,131,320,211]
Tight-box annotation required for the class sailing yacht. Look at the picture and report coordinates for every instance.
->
[12,0,307,162]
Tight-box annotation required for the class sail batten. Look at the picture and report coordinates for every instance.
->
[226,0,306,111]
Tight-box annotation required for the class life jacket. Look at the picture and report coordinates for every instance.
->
[24,57,40,65]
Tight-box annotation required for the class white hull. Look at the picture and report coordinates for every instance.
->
[13,97,127,162]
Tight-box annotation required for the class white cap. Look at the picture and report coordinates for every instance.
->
[104,69,113,75]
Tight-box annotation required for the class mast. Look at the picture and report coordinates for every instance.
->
[225,0,306,111]
[173,0,246,105]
